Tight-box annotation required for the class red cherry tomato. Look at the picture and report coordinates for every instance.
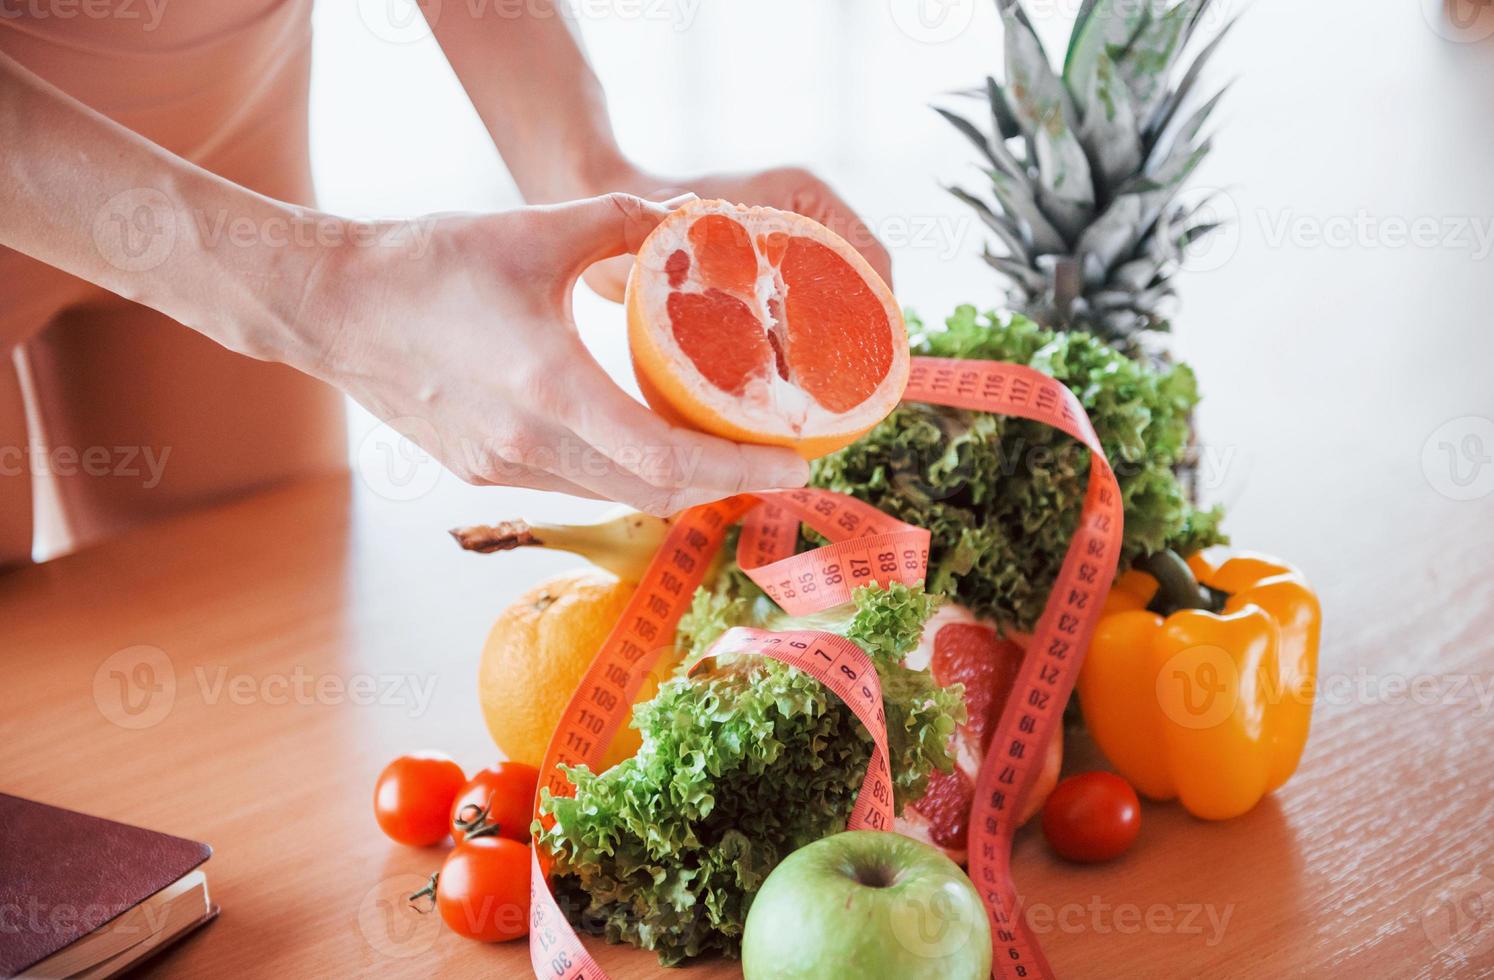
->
[436,836,531,942]
[450,762,541,843]
[1042,771,1141,863]
[373,752,466,846]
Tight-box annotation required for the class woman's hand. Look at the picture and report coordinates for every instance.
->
[424,3,892,304]
[297,193,810,515]
[0,45,834,517]
[579,166,894,303]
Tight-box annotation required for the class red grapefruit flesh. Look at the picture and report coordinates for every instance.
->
[666,289,773,396]
[665,249,690,288]
[897,610,1064,864]
[916,767,976,851]
[781,237,894,413]
[688,214,759,296]
[930,623,1024,754]
[626,200,908,459]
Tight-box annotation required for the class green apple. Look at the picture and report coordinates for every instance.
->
[742,830,992,979]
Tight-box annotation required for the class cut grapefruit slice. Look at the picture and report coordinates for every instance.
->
[627,200,908,459]
[896,604,1063,865]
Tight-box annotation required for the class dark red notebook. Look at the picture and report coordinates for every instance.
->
[0,794,216,978]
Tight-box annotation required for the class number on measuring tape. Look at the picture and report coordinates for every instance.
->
[526,358,1122,980]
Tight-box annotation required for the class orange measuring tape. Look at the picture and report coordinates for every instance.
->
[527,357,1123,979]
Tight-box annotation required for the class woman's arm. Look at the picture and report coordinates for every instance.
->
[0,51,320,367]
[0,52,808,513]
[428,2,894,298]
[425,0,632,204]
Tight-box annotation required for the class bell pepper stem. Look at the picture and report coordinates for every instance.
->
[1136,549,1214,612]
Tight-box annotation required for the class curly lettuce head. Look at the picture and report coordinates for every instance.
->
[811,306,1225,633]
[536,582,963,965]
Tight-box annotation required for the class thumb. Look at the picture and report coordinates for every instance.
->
[544,192,695,275]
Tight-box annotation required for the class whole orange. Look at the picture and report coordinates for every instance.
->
[477,569,673,773]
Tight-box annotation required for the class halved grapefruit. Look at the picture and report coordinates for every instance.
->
[627,200,909,459]
[896,604,1063,866]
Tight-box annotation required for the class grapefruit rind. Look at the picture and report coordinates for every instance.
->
[627,199,908,459]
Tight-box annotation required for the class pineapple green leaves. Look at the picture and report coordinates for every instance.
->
[943,0,1236,344]
[999,2,1094,235]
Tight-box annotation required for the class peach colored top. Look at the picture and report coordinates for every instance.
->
[0,0,317,343]
[0,1,311,154]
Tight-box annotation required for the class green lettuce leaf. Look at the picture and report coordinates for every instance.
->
[536,582,963,965]
[811,306,1225,633]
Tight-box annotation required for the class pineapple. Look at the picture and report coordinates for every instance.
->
[940,0,1234,349]
[806,0,1232,632]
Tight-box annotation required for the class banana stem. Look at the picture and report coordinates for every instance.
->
[449,512,674,583]
[450,520,542,554]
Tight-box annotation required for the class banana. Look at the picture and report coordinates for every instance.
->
[450,506,674,583]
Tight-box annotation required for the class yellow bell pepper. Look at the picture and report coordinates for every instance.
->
[1078,550,1320,820]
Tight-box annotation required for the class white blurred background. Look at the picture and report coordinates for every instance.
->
[313,0,1494,568]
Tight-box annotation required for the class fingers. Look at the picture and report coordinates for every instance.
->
[467,460,604,501]
[534,340,810,493]
[529,440,760,517]
[569,389,810,495]
[470,412,801,518]
[420,420,606,500]
[539,192,695,278]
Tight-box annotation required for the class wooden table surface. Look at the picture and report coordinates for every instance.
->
[5,0,1494,976]
[6,7,1494,972]
[3,410,1493,980]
